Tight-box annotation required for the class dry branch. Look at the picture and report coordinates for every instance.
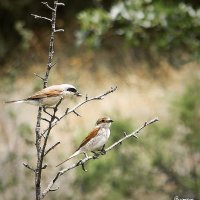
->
[23,163,35,172]
[26,1,157,200]
[31,14,52,22]
[41,2,55,11]
[44,142,61,156]
[41,86,117,137]
[41,117,159,198]
[31,1,65,200]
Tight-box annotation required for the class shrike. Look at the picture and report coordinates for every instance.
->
[5,84,81,106]
[56,117,113,167]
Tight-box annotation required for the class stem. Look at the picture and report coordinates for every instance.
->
[30,1,117,199]
[35,107,42,200]
[41,118,159,197]
[33,1,63,199]
[43,1,58,88]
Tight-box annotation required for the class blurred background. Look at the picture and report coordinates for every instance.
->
[0,0,200,199]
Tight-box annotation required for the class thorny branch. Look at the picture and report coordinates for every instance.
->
[41,117,159,198]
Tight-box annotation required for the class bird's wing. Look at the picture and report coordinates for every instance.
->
[27,88,62,100]
[77,127,100,150]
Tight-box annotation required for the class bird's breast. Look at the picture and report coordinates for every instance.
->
[40,96,62,106]
[81,128,110,151]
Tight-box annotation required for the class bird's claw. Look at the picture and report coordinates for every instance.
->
[99,149,106,155]
[98,145,106,155]
[92,151,100,159]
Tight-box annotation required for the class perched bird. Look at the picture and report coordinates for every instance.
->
[5,84,81,107]
[56,117,113,167]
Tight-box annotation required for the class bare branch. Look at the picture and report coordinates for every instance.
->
[42,164,48,169]
[42,86,117,136]
[43,108,53,118]
[34,73,45,81]
[52,62,57,67]
[56,2,65,6]
[23,163,35,172]
[55,29,64,32]
[31,14,52,22]
[106,117,159,152]
[44,142,61,156]
[73,110,81,117]
[65,108,69,115]
[41,117,158,198]
[41,2,55,11]
[54,97,63,111]
[49,187,59,192]
[41,118,50,123]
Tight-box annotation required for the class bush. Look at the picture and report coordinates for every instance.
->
[77,0,200,59]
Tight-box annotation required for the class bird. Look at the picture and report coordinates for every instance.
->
[5,84,82,107]
[56,117,113,167]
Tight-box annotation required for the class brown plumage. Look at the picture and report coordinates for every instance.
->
[5,84,81,106]
[77,127,100,150]
[56,117,113,167]
[27,89,62,100]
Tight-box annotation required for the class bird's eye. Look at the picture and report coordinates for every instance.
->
[67,88,77,93]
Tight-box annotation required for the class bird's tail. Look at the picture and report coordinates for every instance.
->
[5,99,26,104]
[56,150,81,167]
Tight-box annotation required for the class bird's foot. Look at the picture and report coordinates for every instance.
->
[98,145,106,155]
[83,152,89,159]
[99,149,106,155]
[92,151,100,159]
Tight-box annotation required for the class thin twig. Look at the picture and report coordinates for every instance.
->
[42,164,48,169]
[106,117,159,151]
[23,163,35,172]
[43,108,53,118]
[42,86,117,136]
[55,29,64,32]
[41,2,55,11]
[56,2,65,6]
[41,118,50,123]
[73,110,81,117]
[44,142,61,156]
[34,73,45,80]
[31,14,52,22]
[52,62,57,67]
[41,117,159,198]
[49,187,59,192]
[43,0,62,88]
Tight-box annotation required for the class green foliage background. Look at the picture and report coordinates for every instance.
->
[1,0,200,63]
[77,0,200,62]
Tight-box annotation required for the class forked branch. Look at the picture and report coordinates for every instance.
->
[42,86,117,137]
[31,1,65,200]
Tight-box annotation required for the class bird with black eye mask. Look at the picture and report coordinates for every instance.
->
[5,84,82,107]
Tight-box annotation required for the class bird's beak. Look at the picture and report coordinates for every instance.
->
[74,92,82,97]
[108,119,114,123]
